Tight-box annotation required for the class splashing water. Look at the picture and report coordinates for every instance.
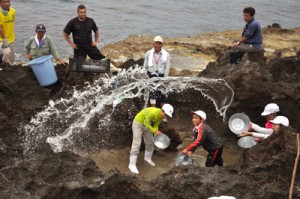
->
[22,67,234,154]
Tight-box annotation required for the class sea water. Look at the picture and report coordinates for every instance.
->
[12,0,300,62]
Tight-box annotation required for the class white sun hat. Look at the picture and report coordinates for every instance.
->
[162,104,173,117]
[153,35,163,43]
[191,110,207,120]
[261,103,280,116]
[270,116,289,126]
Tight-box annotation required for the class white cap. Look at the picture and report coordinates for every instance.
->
[261,103,280,116]
[270,116,289,126]
[162,104,173,118]
[191,110,206,120]
[153,35,163,43]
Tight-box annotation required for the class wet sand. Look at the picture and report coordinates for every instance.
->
[87,130,242,181]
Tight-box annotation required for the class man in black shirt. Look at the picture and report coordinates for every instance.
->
[63,5,105,60]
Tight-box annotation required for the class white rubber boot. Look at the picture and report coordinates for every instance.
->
[128,155,139,174]
[144,150,155,166]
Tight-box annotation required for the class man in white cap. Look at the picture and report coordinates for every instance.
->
[128,103,174,174]
[143,35,170,78]
[239,116,289,139]
[182,110,223,167]
[143,36,170,107]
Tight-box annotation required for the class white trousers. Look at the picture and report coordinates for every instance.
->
[130,119,154,155]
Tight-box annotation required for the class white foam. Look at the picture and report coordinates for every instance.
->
[22,66,234,154]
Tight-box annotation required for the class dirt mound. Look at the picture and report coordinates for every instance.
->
[1,27,300,198]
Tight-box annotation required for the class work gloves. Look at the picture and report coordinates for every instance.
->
[2,38,10,49]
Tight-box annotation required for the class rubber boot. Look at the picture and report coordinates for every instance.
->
[144,150,155,166]
[128,155,139,174]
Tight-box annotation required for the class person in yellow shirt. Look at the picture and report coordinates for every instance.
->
[0,0,16,65]
[128,104,174,174]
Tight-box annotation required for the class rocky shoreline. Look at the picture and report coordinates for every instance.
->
[0,25,300,199]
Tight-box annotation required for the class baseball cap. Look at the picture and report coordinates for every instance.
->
[191,110,206,120]
[36,24,46,32]
[261,103,280,116]
[154,35,163,43]
[270,116,289,126]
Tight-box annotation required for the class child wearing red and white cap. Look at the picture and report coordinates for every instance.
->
[182,110,223,167]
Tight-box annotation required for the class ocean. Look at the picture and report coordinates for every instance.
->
[11,0,300,62]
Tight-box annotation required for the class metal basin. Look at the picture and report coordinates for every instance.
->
[154,134,170,149]
[175,152,193,166]
[238,136,257,148]
[228,113,251,135]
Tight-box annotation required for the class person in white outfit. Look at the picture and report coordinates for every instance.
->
[246,103,280,142]
[143,35,170,78]
[143,36,170,107]
[239,116,289,139]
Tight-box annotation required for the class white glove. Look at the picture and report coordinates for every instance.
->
[2,38,10,49]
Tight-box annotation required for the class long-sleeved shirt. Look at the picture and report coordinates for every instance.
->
[186,123,222,153]
[24,35,60,60]
[250,123,273,139]
[143,48,170,77]
[135,107,163,134]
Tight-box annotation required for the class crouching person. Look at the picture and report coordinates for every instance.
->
[128,104,174,174]
[182,110,223,167]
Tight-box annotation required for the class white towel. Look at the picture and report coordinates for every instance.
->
[35,34,46,47]
[148,48,168,67]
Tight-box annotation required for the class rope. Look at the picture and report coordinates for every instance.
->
[289,133,300,199]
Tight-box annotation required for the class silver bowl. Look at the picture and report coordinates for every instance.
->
[175,152,193,166]
[154,134,170,149]
[228,113,251,135]
[238,136,257,148]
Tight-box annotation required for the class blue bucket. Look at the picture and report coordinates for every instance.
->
[28,55,58,86]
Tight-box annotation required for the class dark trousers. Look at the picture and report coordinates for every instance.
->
[149,89,167,107]
[205,146,223,167]
[148,72,167,108]
[74,45,105,60]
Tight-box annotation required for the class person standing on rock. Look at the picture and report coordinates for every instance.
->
[143,36,170,107]
[230,7,262,64]
[63,4,105,60]
[0,0,16,65]
[129,104,174,174]
[182,110,223,167]
[24,24,67,64]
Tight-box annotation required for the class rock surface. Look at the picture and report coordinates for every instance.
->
[0,25,300,199]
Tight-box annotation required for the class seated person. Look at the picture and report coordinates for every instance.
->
[230,7,263,63]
